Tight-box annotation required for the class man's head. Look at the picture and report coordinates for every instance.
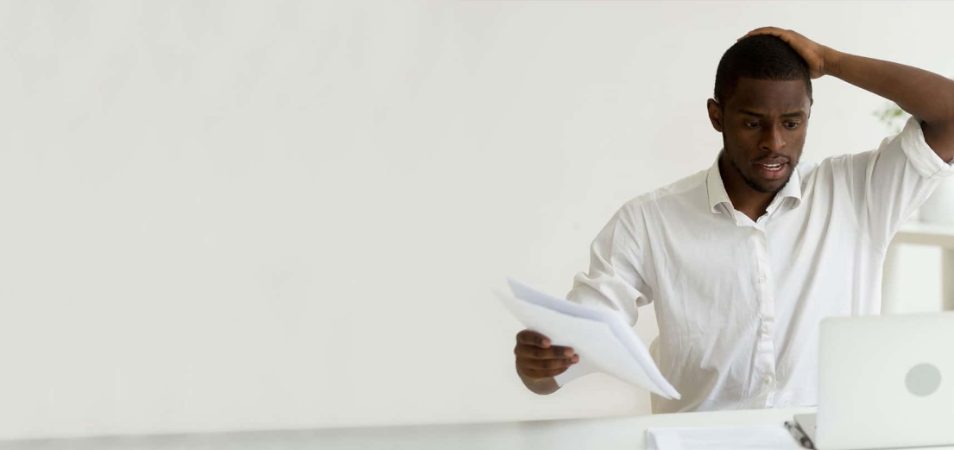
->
[707,35,813,195]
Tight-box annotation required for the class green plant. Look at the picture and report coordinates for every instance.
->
[875,102,909,134]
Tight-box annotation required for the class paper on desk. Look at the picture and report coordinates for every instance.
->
[498,278,679,400]
[645,425,802,450]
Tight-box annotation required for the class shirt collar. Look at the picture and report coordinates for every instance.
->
[706,152,803,214]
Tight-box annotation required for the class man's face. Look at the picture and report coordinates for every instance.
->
[707,77,811,194]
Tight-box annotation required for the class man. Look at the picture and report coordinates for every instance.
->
[513,28,954,413]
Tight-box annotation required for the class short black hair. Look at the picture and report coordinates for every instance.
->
[714,34,812,104]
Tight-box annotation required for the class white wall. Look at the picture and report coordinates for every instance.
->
[1,0,952,440]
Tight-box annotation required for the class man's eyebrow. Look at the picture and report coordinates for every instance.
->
[738,109,807,118]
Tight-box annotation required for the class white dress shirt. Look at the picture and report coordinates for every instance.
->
[567,118,954,413]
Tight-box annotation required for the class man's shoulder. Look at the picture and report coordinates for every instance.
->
[797,153,869,182]
[795,158,820,181]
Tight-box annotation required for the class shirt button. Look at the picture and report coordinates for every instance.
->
[765,375,775,385]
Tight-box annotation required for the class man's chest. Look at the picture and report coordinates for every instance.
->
[638,204,865,320]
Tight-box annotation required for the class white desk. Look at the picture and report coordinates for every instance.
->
[1,408,811,450]
[9,406,954,450]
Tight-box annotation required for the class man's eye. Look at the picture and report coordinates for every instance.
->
[784,121,801,130]
[744,121,760,129]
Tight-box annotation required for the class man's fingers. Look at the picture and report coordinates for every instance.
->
[521,366,570,379]
[517,356,578,371]
[742,26,787,40]
[513,330,579,378]
[514,344,576,359]
[515,330,550,348]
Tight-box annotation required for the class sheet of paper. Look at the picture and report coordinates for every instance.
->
[507,278,673,392]
[645,425,802,450]
[498,278,679,399]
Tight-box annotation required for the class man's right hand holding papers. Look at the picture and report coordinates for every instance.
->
[514,329,579,395]
[499,278,680,400]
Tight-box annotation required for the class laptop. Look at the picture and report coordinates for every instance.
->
[793,311,954,449]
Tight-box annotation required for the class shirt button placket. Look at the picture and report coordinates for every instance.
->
[752,230,777,406]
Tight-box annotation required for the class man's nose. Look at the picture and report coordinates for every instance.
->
[759,124,786,152]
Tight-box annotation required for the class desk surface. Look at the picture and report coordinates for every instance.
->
[5,408,811,450]
[8,407,954,450]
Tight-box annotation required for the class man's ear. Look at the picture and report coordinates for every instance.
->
[707,98,723,132]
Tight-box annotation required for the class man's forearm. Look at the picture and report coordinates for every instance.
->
[824,49,954,161]
[824,50,954,125]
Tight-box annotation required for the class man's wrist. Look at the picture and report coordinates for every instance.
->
[520,373,560,395]
[821,46,845,78]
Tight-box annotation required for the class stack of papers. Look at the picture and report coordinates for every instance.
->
[498,278,679,399]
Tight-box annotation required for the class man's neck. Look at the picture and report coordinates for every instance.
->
[718,154,776,221]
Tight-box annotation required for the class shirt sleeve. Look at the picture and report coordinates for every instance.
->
[845,117,954,250]
[565,205,654,327]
